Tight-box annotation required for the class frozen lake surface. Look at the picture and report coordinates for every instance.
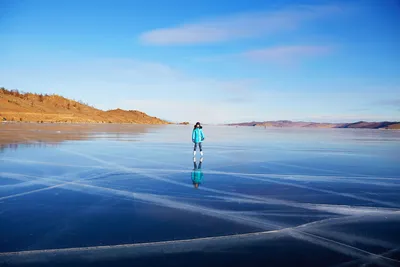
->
[0,123,400,267]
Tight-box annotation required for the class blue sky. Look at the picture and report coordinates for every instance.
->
[1,0,399,124]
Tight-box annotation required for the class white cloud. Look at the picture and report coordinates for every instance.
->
[139,5,342,45]
[194,45,333,65]
[373,99,400,107]
[242,45,332,64]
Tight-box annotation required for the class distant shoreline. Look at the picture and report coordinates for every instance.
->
[1,121,399,130]
[226,120,400,130]
[1,88,398,129]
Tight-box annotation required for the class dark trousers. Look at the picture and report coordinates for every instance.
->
[193,161,202,169]
[194,142,202,151]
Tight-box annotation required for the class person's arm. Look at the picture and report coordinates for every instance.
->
[201,129,205,141]
[192,130,195,142]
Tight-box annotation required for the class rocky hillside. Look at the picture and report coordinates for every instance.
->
[0,88,169,124]
[337,121,400,129]
[228,120,336,128]
[228,120,400,129]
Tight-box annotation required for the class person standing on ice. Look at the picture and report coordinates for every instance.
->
[192,122,205,156]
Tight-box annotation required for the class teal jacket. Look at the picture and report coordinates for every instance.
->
[192,128,205,143]
[191,169,204,184]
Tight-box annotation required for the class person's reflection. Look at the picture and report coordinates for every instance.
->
[191,157,204,189]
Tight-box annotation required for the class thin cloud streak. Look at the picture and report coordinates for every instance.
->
[139,5,342,45]
[373,99,400,107]
[193,45,333,65]
[242,45,332,64]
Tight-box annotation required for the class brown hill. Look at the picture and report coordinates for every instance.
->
[337,121,399,129]
[0,88,169,124]
[228,120,400,129]
[228,120,337,128]
[104,109,167,124]
[257,121,337,128]
[387,123,400,129]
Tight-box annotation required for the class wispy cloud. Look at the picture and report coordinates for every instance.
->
[193,45,332,65]
[347,108,370,112]
[214,79,259,94]
[242,45,332,64]
[373,99,400,107]
[139,5,342,45]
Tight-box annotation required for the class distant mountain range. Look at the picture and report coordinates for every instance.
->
[2,87,398,128]
[0,88,169,124]
[227,120,400,129]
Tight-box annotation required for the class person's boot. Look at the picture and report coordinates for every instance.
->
[200,151,203,156]
[193,151,196,156]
